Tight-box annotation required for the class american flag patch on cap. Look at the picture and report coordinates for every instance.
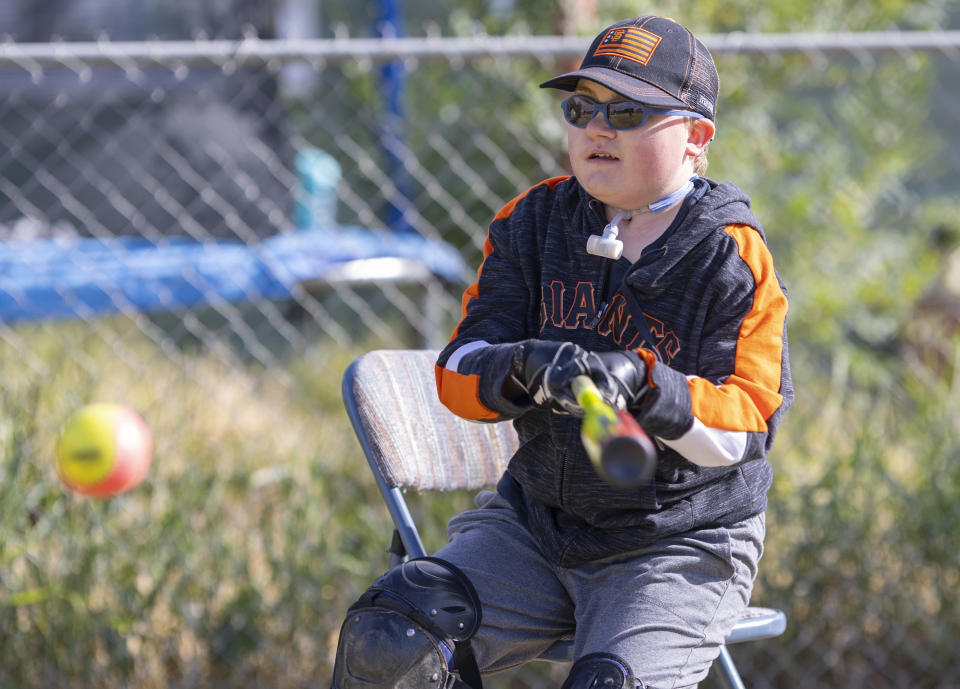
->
[592,27,661,65]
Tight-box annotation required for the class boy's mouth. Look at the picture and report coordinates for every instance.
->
[589,151,619,161]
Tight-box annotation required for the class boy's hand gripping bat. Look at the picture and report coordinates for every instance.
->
[571,375,657,487]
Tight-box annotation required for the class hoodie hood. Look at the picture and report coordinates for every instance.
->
[623,178,766,295]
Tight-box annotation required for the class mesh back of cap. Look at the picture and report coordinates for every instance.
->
[686,42,719,120]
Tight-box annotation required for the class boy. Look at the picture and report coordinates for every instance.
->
[332,15,792,689]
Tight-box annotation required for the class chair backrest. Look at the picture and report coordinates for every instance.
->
[342,349,519,492]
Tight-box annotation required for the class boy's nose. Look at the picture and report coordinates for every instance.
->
[586,112,616,136]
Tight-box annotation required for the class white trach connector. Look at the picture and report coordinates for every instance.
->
[586,178,698,260]
[586,210,631,260]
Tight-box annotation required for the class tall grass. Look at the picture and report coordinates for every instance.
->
[1,320,381,688]
[1,319,958,688]
[754,343,960,689]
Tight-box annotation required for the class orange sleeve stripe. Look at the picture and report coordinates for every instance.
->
[447,235,491,342]
[689,225,787,432]
[492,175,569,222]
[451,176,570,334]
[435,364,500,421]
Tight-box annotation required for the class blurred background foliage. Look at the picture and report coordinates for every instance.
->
[2,0,960,687]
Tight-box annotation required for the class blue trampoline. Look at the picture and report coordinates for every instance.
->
[0,227,469,324]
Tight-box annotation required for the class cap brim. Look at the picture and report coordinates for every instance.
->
[540,66,686,110]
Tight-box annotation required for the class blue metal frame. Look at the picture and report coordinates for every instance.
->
[375,0,416,235]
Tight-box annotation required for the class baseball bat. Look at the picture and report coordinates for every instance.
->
[571,375,657,487]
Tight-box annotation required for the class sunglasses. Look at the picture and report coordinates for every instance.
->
[561,94,703,130]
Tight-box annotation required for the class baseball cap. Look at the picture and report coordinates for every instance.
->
[540,16,719,121]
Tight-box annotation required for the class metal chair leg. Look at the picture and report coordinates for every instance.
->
[713,645,746,689]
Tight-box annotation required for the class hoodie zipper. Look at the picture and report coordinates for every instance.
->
[558,446,569,508]
[588,259,613,329]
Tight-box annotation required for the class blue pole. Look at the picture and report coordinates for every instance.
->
[375,0,415,234]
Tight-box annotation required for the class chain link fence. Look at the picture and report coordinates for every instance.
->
[2,29,960,688]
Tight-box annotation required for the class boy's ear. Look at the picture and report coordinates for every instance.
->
[686,118,716,155]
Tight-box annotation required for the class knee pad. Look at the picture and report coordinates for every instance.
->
[332,557,482,689]
[561,653,638,689]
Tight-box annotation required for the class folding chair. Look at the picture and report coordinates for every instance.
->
[342,349,786,689]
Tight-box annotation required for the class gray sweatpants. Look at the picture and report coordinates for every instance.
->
[433,490,765,689]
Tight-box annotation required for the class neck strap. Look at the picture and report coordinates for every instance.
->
[648,177,696,212]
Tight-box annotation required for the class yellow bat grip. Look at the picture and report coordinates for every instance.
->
[571,375,657,487]
[571,375,618,464]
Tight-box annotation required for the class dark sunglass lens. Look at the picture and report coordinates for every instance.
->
[608,101,646,129]
[565,96,595,126]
